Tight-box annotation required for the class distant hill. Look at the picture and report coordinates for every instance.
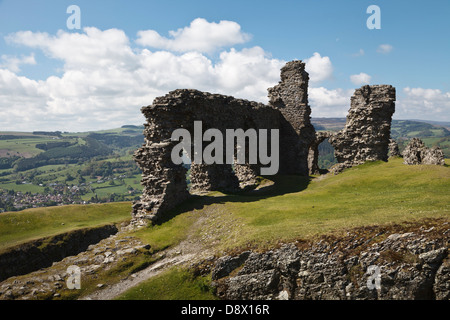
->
[0,126,145,166]
[407,119,450,131]
[311,118,347,132]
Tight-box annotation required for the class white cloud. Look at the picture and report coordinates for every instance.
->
[4,19,425,133]
[377,44,393,54]
[308,87,353,118]
[0,53,36,73]
[214,47,285,101]
[304,52,333,83]
[7,28,137,71]
[396,87,450,120]
[350,72,371,86]
[1,24,285,132]
[136,18,251,53]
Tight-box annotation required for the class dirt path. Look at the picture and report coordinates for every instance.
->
[80,249,197,300]
[80,213,218,300]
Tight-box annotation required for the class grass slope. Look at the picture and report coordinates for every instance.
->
[1,157,448,300]
[133,157,449,253]
[116,267,216,300]
[118,158,449,300]
[0,202,132,251]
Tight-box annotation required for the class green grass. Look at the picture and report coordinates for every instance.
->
[116,267,217,300]
[116,157,449,300]
[132,157,450,253]
[1,157,449,300]
[0,202,132,251]
[0,138,49,157]
[132,197,204,252]
[0,182,46,193]
[230,159,448,244]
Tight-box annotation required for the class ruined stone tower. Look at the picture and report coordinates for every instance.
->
[268,60,316,175]
[328,85,396,173]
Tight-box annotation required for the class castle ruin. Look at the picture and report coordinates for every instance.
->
[132,60,396,224]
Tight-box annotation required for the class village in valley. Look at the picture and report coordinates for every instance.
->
[0,127,145,212]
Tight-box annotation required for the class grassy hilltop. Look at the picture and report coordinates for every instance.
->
[0,120,449,300]
[0,156,448,300]
[132,157,450,253]
[0,202,132,251]
[1,119,448,211]
[118,157,449,299]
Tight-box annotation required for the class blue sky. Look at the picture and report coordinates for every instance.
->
[0,0,449,131]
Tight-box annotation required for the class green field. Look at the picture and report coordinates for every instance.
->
[0,126,144,213]
[0,202,132,251]
[0,138,54,158]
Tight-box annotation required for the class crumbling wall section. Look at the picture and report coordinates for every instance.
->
[132,62,398,224]
[132,89,281,223]
[402,138,445,165]
[389,138,401,157]
[308,131,332,175]
[189,163,239,194]
[328,85,396,173]
[268,60,316,175]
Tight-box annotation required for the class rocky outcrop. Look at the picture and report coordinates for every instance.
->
[402,138,445,166]
[211,220,449,300]
[0,233,151,300]
[0,224,118,283]
[328,85,396,173]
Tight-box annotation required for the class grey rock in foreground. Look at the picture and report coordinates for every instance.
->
[211,221,449,300]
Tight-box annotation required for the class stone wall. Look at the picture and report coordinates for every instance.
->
[308,132,332,175]
[133,61,398,224]
[328,85,396,173]
[389,138,401,157]
[132,89,282,223]
[268,60,316,175]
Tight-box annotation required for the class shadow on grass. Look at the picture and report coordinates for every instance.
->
[155,174,311,225]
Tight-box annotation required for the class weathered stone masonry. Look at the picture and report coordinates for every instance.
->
[402,137,445,166]
[133,60,397,224]
[328,85,396,173]
[268,60,316,176]
[132,89,283,224]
